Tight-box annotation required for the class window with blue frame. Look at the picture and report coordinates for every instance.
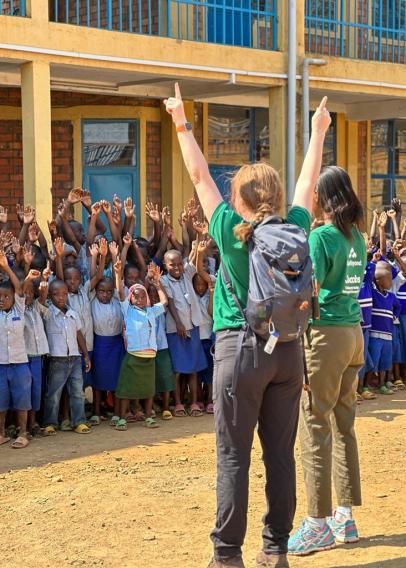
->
[310,111,337,166]
[373,0,406,38]
[306,0,338,30]
[371,119,406,209]
[208,104,269,199]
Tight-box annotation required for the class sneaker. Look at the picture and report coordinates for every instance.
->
[361,388,376,400]
[379,385,394,395]
[288,519,335,556]
[256,551,290,567]
[207,557,245,568]
[327,514,359,543]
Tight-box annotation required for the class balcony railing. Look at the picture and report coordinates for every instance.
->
[0,0,26,16]
[305,0,406,63]
[50,1,278,50]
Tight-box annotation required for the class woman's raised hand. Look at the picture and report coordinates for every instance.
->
[164,83,187,127]
[311,96,331,135]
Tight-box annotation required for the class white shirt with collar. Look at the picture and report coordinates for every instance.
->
[91,296,123,337]
[68,280,94,351]
[43,304,82,357]
[24,299,49,356]
[161,261,202,334]
[0,294,28,364]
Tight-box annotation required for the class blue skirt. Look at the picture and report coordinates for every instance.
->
[91,334,125,391]
[399,314,406,363]
[167,326,207,374]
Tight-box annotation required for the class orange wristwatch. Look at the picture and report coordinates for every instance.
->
[176,122,193,133]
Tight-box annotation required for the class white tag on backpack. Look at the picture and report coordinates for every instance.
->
[264,322,279,355]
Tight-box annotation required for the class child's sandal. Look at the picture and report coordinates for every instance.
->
[89,415,101,426]
[173,404,187,417]
[110,416,120,427]
[115,419,128,431]
[11,435,29,449]
[41,425,57,436]
[206,403,214,414]
[189,403,204,417]
[144,417,159,429]
[162,410,173,421]
[74,424,91,434]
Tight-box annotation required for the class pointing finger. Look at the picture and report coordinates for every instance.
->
[318,96,328,110]
[175,82,182,100]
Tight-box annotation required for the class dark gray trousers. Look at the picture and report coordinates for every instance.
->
[210,329,303,560]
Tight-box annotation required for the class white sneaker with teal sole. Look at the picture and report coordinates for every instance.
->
[327,515,359,543]
[288,519,336,556]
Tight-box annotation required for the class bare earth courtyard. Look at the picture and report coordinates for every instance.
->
[1,392,405,568]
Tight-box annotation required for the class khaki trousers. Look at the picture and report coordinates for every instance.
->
[299,324,364,518]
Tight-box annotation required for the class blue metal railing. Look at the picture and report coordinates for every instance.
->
[305,0,406,63]
[0,0,26,16]
[50,1,278,50]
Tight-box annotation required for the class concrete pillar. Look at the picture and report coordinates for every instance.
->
[346,121,359,194]
[269,86,287,214]
[25,0,49,21]
[21,60,53,232]
[160,100,195,237]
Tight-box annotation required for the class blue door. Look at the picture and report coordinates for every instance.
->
[209,165,239,201]
[82,120,140,238]
[207,0,251,47]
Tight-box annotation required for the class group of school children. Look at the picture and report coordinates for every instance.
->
[357,199,406,400]
[1,188,405,450]
[0,189,216,448]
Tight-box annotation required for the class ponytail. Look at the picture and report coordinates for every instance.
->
[234,203,275,243]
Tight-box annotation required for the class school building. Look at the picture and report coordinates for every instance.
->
[0,0,406,235]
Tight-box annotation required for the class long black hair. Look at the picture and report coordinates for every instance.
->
[316,166,363,239]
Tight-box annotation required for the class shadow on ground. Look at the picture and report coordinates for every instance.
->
[0,414,215,473]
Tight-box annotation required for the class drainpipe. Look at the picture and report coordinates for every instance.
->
[302,58,327,157]
[287,0,296,208]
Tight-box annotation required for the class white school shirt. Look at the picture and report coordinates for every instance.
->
[161,262,202,333]
[0,294,28,364]
[197,290,214,340]
[24,300,49,356]
[43,304,82,357]
[91,296,123,337]
[68,281,94,351]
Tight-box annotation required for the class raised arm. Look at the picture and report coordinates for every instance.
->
[378,212,387,256]
[370,209,379,241]
[114,258,125,301]
[293,97,331,212]
[81,190,106,234]
[54,237,66,281]
[164,83,222,222]
[388,208,400,241]
[0,248,23,296]
[0,206,8,232]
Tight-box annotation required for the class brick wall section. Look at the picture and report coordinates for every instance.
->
[358,121,368,231]
[0,120,74,231]
[0,88,160,108]
[146,121,161,234]
[0,120,23,234]
[51,121,74,217]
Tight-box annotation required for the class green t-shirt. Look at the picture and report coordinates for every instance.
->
[309,224,366,326]
[209,202,311,333]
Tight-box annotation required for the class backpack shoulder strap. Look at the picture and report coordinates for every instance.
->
[220,262,246,322]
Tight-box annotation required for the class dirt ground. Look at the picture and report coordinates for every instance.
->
[1,392,405,568]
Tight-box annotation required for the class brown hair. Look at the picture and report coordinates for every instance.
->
[232,163,283,243]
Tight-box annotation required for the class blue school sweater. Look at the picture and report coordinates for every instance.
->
[358,262,375,329]
[370,284,401,340]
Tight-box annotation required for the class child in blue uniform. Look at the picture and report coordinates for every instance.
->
[0,251,34,449]
[368,261,401,394]
[114,260,168,431]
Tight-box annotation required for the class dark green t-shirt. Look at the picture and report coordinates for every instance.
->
[209,202,311,333]
[309,224,366,326]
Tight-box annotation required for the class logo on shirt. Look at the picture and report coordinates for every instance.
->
[347,247,362,268]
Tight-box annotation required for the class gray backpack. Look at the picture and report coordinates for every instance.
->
[222,216,312,343]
